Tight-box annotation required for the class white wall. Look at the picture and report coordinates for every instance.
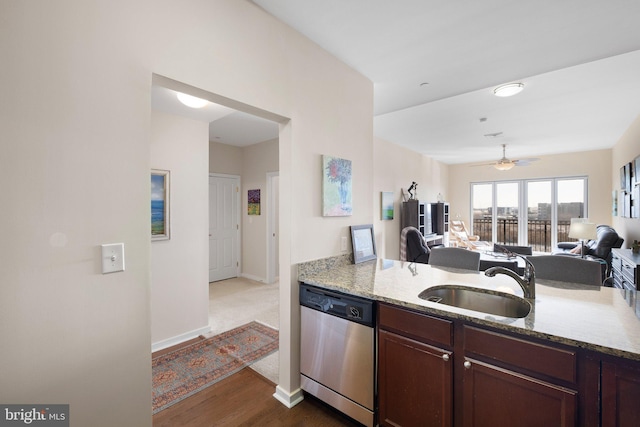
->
[448,149,613,229]
[0,1,373,423]
[373,137,449,259]
[151,111,210,348]
[242,138,279,282]
[210,140,243,175]
[612,114,640,246]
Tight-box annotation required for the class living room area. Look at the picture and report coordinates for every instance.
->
[393,141,640,289]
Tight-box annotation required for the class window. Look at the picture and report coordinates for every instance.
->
[471,177,587,252]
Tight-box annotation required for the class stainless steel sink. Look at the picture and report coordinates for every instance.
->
[418,285,531,318]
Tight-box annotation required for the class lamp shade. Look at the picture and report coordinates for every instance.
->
[568,221,597,240]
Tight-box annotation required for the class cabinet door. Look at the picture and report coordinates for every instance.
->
[602,360,640,427]
[378,330,452,427]
[462,358,577,427]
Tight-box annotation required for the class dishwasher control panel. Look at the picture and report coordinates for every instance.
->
[300,283,374,326]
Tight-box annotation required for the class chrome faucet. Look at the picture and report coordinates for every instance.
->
[484,253,536,299]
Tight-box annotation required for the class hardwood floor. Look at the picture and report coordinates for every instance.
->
[152,367,363,426]
[153,304,362,427]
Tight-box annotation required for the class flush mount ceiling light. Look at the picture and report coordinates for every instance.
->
[493,83,524,97]
[176,92,209,108]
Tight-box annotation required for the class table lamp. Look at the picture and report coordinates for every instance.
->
[568,220,597,258]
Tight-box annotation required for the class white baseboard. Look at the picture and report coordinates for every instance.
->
[240,273,266,283]
[273,385,304,408]
[151,325,211,352]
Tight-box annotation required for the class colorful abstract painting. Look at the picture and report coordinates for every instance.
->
[322,155,352,216]
[248,189,261,215]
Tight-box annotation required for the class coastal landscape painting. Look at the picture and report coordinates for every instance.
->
[151,169,170,240]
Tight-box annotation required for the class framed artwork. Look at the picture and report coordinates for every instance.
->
[248,189,261,215]
[351,224,377,264]
[634,156,640,186]
[381,191,394,220]
[620,163,631,192]
[151,169,170,241]
[322,155,352,216]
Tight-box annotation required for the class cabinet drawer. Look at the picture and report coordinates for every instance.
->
[463,325,576,384]
[378,303,453,347]
[621,262,637,289]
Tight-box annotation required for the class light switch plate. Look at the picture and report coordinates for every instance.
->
[101,243,125,274]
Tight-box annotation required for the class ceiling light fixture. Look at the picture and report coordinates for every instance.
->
[176,92,209,108]
[493,83,524,97]
[494,161,515,171]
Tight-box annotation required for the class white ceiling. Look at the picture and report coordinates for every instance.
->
[151,86,279,147]
[151,1,640,164]
[251,0,640,164]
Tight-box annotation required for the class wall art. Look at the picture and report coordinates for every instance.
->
[322,155,352,216]
[151,169,170,241]
[381,191,394,220]
[248,189,261,215]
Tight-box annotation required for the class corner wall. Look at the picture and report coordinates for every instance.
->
[373,137,449,259]
[612,114,640,246]
[1,0,373,423]
[151,111,210,348]
[241,138,279,282]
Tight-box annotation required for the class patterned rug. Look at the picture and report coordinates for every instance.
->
[152,321,279,414]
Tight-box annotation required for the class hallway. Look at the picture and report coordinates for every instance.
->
[208,277,279,384]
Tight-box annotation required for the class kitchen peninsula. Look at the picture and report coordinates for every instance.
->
[298,255,640,427]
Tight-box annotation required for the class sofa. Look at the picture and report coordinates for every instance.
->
[552,225,623,275]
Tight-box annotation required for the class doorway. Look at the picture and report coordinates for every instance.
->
[267,172,280,284]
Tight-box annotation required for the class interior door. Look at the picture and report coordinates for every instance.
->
[209,174,239,282]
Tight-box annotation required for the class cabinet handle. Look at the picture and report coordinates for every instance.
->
[464,360,472,369]
[442,354,450,362]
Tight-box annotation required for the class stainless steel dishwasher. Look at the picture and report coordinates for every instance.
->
[300,283,375,427]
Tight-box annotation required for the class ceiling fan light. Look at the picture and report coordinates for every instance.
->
[493,83,524,97]
[177,92,209,108]
[494,162,515,171]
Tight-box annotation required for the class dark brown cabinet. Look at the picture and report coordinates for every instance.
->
[378,303,453,427]
[378,331,452,427]
[601,358,640,427]
[377,303,599,426]
[461,326,579,427]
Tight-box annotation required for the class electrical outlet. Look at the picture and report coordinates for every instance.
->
[101,243,125,274]
[341,236,348,251]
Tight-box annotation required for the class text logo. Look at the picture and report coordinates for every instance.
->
[1,405,69,426]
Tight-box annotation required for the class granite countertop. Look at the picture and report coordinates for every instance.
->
[298,256,640,362]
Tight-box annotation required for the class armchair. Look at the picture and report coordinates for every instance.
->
[552,225,623,274]
[449,220,491,250]
[400,227,430,264]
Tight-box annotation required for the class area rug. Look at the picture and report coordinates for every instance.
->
[152,321,279,414]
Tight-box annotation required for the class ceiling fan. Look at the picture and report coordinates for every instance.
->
[473,144,539,170]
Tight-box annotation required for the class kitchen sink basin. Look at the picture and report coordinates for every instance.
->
[418,285,531,318]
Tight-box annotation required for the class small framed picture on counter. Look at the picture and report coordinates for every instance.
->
[351,224,377,264]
